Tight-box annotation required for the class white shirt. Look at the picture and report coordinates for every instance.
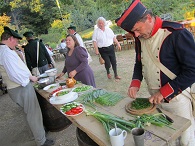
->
[92,27,115,48]
[74,33,85,48]
[74,33,92,64]
[60,42,66,49]
[45,46,53,56]
[0,44,31,88]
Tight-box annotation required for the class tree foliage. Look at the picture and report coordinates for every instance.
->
[0,13,11,36]
[0,0,194,45]
[142,0,195,20]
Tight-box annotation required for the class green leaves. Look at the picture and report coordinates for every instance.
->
[79,89,124,106]
[131,98,151,110]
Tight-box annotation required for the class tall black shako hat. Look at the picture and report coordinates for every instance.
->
[67,25,76,31]
[4,26,22,40]
[23,31,34,37]
[115,0,147,32]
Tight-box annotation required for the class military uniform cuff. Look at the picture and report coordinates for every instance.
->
[160,83,174,101]
[130,79,141,88]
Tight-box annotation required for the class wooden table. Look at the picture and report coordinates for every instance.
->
[35,87,191,146]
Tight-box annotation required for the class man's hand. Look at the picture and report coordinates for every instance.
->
[48,64,53,68]
[149,92,164,104]
[95,50,99,55]
[117,44,122,51]
[128,87,139,99]
[30,76,38,82]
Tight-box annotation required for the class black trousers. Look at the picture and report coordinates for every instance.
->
[98,44,118,76]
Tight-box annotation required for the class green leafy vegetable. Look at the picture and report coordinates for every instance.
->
[56,90,69,96]
[131,98,151,110]
[79,89,124,106]
[49,86,56,89]
[73,86,92,92]
[95,92,124,106]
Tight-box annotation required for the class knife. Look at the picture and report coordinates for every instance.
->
[156,108,174,123]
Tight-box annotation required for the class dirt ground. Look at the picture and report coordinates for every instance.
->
[0,49,150,146]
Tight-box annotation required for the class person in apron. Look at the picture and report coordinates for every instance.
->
[0,26,54,146]
[116,0,195,145]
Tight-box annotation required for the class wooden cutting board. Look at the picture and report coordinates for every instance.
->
[125,101,156,115]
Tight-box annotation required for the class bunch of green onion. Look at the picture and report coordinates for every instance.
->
[130,113,175,130]
[86,110,135,133]
[85,110,175,135]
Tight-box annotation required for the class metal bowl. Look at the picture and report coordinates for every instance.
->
[45,68,57,77]
[37,77,55,88]
[38,73,48,78]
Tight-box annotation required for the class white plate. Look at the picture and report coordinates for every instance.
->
[52,88,73,100]
[49,92,78,105]
[43,83,59,92]
[60,102,84,117]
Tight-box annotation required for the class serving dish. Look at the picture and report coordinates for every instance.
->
[52,88,73,99]
[38,73,48,78]
[49,91,78,104]
[43,83,59,92]
[60,102,84,116]
[45,68,57,77]
[37,77,55,88]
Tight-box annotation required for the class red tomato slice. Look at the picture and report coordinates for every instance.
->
[64,104,83,116]
[74,106,83,112]
[65,110,74,115]
[71,106,83,114]
[51,87,62,94]
[75,106,81,110]
[71,108,79,114]
[77,108,83,113]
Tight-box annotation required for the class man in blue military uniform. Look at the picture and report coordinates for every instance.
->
[116,0,195,145]
[23,32,52,75]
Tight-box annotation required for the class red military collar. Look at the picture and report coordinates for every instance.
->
[151,16,163,36]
